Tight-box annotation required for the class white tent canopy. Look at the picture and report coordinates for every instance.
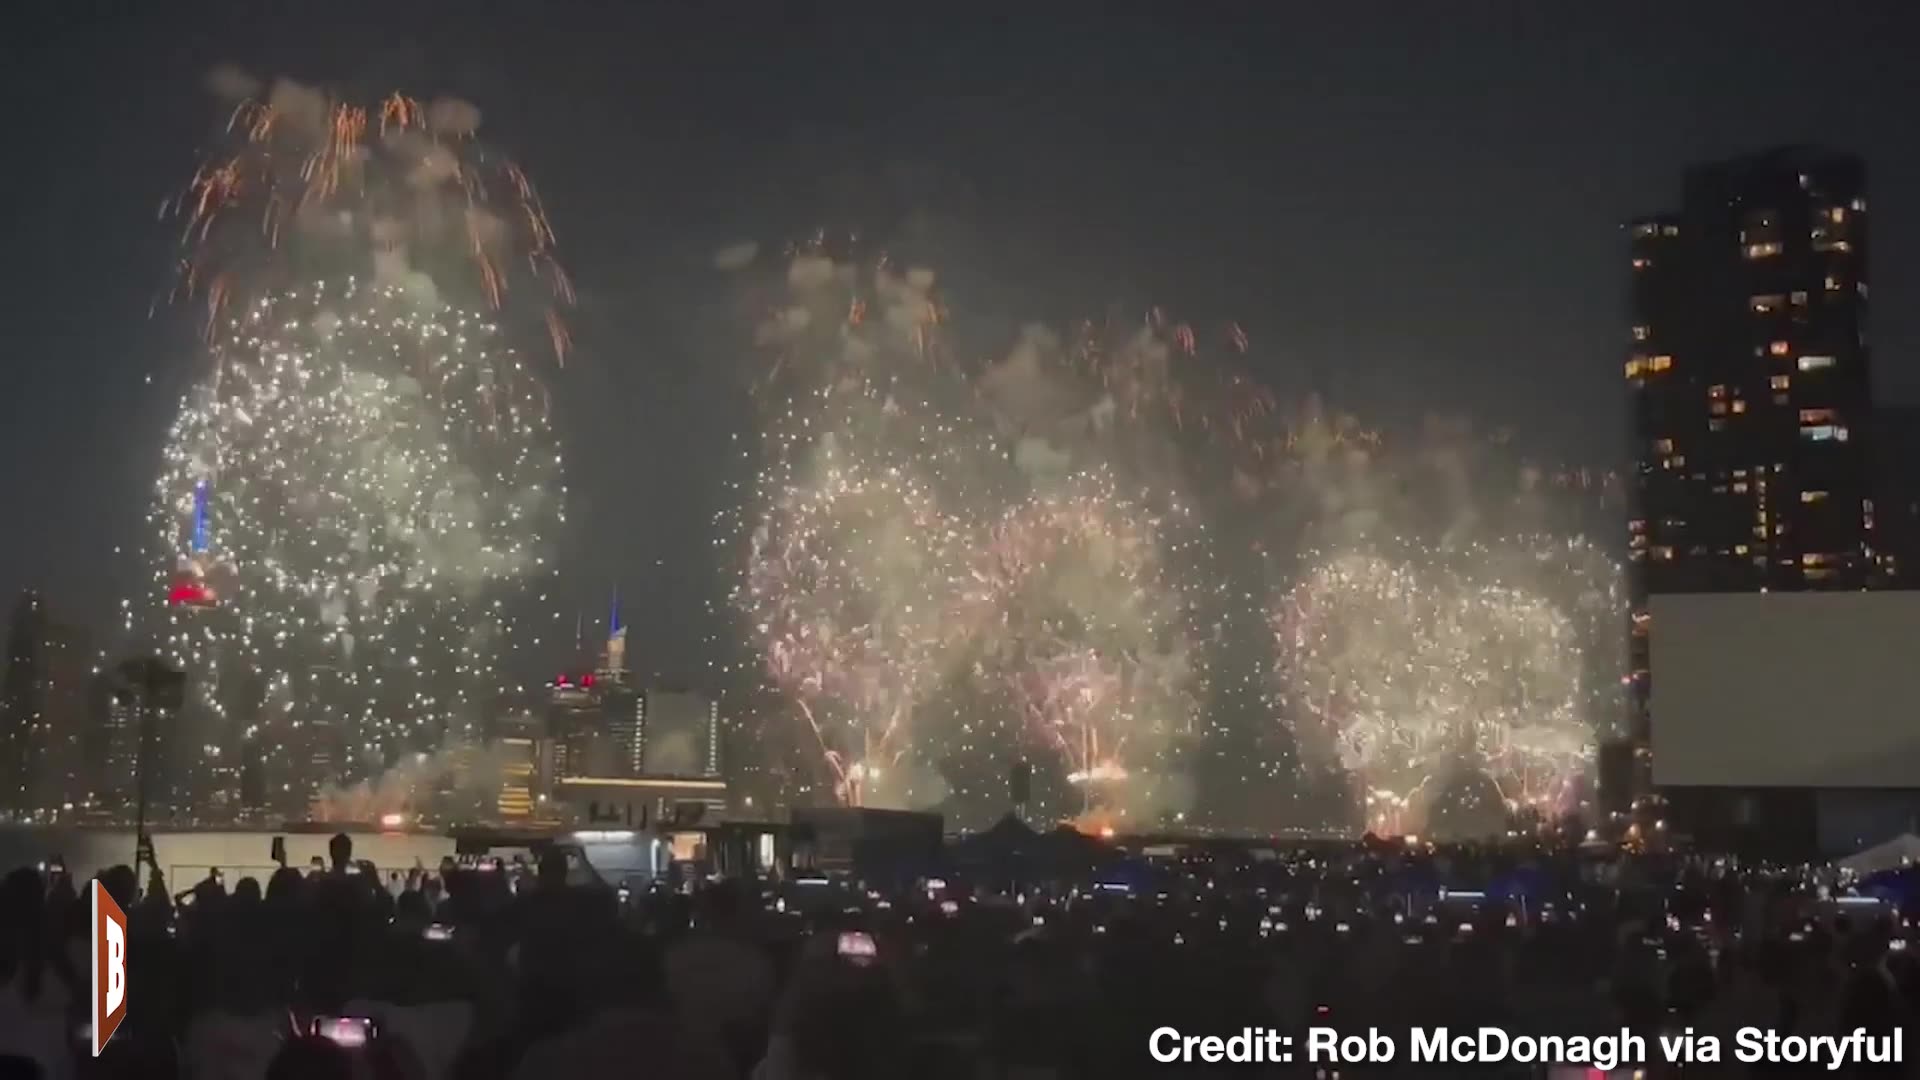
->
[1840,832,1920,877]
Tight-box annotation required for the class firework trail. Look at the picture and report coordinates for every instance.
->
[165,70,574,361]
[136,281,562,815]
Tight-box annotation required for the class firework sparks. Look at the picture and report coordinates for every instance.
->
[740,441,978,807]
[133,281,562,815]
[165,76,573,361]
[976,480,1202,812]
[725,249,1618,833]
[1269,539,1619,835]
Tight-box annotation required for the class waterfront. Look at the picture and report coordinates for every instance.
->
[0,825,458,884]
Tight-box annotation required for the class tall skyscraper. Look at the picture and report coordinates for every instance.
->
[1627,148,1873,737]
[1627,149,1877,847]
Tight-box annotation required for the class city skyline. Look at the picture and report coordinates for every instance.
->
[2,5,1918,835]
[7,4,1920,671]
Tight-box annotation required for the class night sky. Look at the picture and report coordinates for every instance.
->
[4,1,1917,681]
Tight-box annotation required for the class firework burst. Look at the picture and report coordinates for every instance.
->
[165,74,573,361]
[135,281,562,815]
[727,250,1619,833]
[974,479,1204,811]
[1269,539,1618,835]
[739,440,979,807]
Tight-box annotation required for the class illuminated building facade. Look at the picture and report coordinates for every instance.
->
[1628,148,1880,850]
[1627,149,1874,728]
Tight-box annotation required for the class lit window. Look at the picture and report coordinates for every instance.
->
[1776,524,1789,536]
[1652,546,1675,561]
[1790,290,1809,306]
[1805,568,1834,581]
[1829,206,1846,224]
[1710,402,1727,416]
[1708,383,1726,399]
[1708,418,1726,432]
[1731,400,1747,414]
[1770,374,1791,390]
[1632,325,1650,342]
[1745,242,1783,259]
[1653,438,1674,454]
[1732,481,1749,494]
[1632,257,1652,270]
[1663,224,1679,236]
[1851,197,1868,213]
[1802,490,1828,503]
[1800,408,1836,425]
[1864,499,1875,513]
[1826,274,1843,291]
[1649,354,1673,372]
[1802,553,1828,567]
[1733,468,1748,478]
[1769,340,1791,356]
[1632,222,1659,238]
[1624,358,1645,379]
[1750,294,1785,314]
[1803,425,1838,441]
[1628,518,1646,532]
[1858,282,1870,299]
[1798,355,1835,371]
[1735,544,1749,556]
[1752,525,1768,539]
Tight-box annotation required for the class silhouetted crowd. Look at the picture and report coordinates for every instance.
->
[1,832,1917,1078]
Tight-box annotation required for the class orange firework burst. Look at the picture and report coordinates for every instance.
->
[163,78,573,363]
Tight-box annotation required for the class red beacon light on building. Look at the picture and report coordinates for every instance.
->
[167,578,218,608]
[167,562,219,609]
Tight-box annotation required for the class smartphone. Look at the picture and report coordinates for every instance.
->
[423,924,453,942]
[313,1016,378,1048]
[837,930,877,963]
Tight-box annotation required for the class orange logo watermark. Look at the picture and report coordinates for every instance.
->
[91,880,127,1056]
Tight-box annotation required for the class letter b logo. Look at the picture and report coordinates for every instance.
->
[91,881,127,1056]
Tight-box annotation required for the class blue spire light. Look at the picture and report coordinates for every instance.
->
[192,480,210,554]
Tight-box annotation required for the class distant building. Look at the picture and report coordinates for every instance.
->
[0,592,95,818]
[1628,148,1881,846]
[494,711,545,822]
[1871,405,1920,585]
[544,593,724,785]
[639,687,721,777]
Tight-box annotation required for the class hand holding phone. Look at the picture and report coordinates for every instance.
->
[837,930,877,964]
[312,1016,378,1048]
